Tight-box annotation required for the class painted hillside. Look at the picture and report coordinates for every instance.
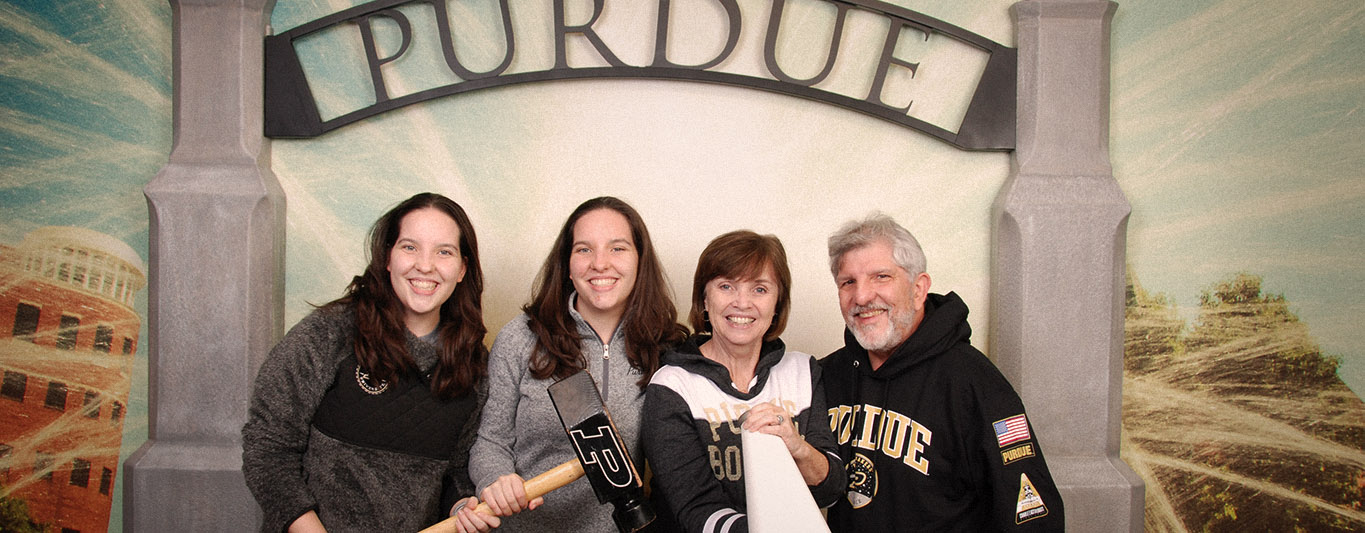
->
[1123,270,1365,531]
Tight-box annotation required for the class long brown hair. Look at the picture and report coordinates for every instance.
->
[524,197,687,389]
[325,192,487,399]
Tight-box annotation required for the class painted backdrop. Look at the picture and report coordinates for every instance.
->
[1,1,167,531]
[0,0,1360,531]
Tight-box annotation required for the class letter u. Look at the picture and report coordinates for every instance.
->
[427,0,515,80]
[763,0,852,86]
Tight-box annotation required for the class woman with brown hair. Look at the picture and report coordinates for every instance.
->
[464,196,687,531]
[243,192,489,532]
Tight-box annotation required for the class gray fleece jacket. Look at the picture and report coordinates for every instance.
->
[469,300,649,532]
[242,306,485,532]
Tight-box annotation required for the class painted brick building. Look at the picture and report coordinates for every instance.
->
[1,226,144,533]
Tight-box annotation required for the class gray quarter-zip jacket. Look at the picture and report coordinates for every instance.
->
[469,294,648,532]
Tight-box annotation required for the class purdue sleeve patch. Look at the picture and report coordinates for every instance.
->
[1000,442,1036,465]
[1015,473,1048,523]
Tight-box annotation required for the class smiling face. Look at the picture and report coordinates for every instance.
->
[387,207,467,336]
[703,264,779,354]
[568,208,639,324]
[835,239,929,364]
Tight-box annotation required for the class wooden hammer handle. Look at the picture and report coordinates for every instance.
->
[420,459,586,532]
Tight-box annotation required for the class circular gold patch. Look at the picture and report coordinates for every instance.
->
[846,452,878,509]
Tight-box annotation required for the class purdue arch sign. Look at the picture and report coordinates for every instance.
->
[264,0,1016,150]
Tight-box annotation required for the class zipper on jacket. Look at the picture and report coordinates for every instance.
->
[601,343,610,400]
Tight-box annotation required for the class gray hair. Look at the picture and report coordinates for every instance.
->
[827,212,926,278]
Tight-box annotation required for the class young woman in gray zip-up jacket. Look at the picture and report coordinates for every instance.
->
[469,305,640,531]
[462,197,687,532]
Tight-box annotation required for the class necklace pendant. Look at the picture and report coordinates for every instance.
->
[355,365,389,395]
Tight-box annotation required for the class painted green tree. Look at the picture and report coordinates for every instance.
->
[1123,270,1365,531]
[0,489,49,533]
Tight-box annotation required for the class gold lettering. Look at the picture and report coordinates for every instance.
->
[719,403,743,435]
[703,407,724,441]
[840,406,855,444]
[879,410,912,460]
[724,445,742,481]
[903,420,932,474]
[846,405,861,444]
[854,405,882,451]
[1001,443,1035,464]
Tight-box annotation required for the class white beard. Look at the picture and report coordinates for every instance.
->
[848,306,916,355]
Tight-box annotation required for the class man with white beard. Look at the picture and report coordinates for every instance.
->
[821,213,1064,532]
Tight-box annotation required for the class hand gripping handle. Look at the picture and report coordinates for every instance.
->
[419,459,586,532]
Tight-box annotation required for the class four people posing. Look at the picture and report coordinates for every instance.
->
[243,195,1063,532]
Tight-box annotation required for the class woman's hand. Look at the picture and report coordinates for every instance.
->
[742,402,829,485]
[480,474,545,516]
[742,403,802,455]
[450,496,501,532]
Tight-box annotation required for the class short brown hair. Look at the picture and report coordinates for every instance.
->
[689,230,792,341]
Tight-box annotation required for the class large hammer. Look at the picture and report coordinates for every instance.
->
[422,370,655,532]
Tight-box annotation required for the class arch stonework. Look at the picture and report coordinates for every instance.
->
[123,0,284,531]
[994,2,1144,531]
[123,1,1141,531]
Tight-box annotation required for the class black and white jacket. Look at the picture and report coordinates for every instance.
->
[643,335,846,533]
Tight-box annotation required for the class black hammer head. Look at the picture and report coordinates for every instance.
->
[548,371,656,533]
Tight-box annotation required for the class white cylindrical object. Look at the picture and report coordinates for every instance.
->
[741,429,831,533]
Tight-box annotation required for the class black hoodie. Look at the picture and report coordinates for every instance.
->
[822,293,1064,532]
[643,335,847,533]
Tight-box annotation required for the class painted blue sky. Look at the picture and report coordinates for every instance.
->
[1110,0,1365,393]
[0,0,169,250]
[0,1,170,528]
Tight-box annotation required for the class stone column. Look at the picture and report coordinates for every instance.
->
[123,0,283,530]
[990,1,1143,531]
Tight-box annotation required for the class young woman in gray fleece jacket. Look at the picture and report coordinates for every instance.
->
[462,197,687,532]
[242,193,492,533]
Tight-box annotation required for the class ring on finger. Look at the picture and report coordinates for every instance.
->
[776,414,784,425]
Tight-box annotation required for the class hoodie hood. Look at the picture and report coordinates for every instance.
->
[661,334,788,400]
[841,292,973,380]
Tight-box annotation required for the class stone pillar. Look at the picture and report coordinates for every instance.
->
[991,1,1143,531]
[123,0,283,530]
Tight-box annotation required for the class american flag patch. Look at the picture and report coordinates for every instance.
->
[993,415,1031,447]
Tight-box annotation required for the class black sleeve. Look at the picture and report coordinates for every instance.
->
[802,357,847,508]
[971,359,1065,531]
